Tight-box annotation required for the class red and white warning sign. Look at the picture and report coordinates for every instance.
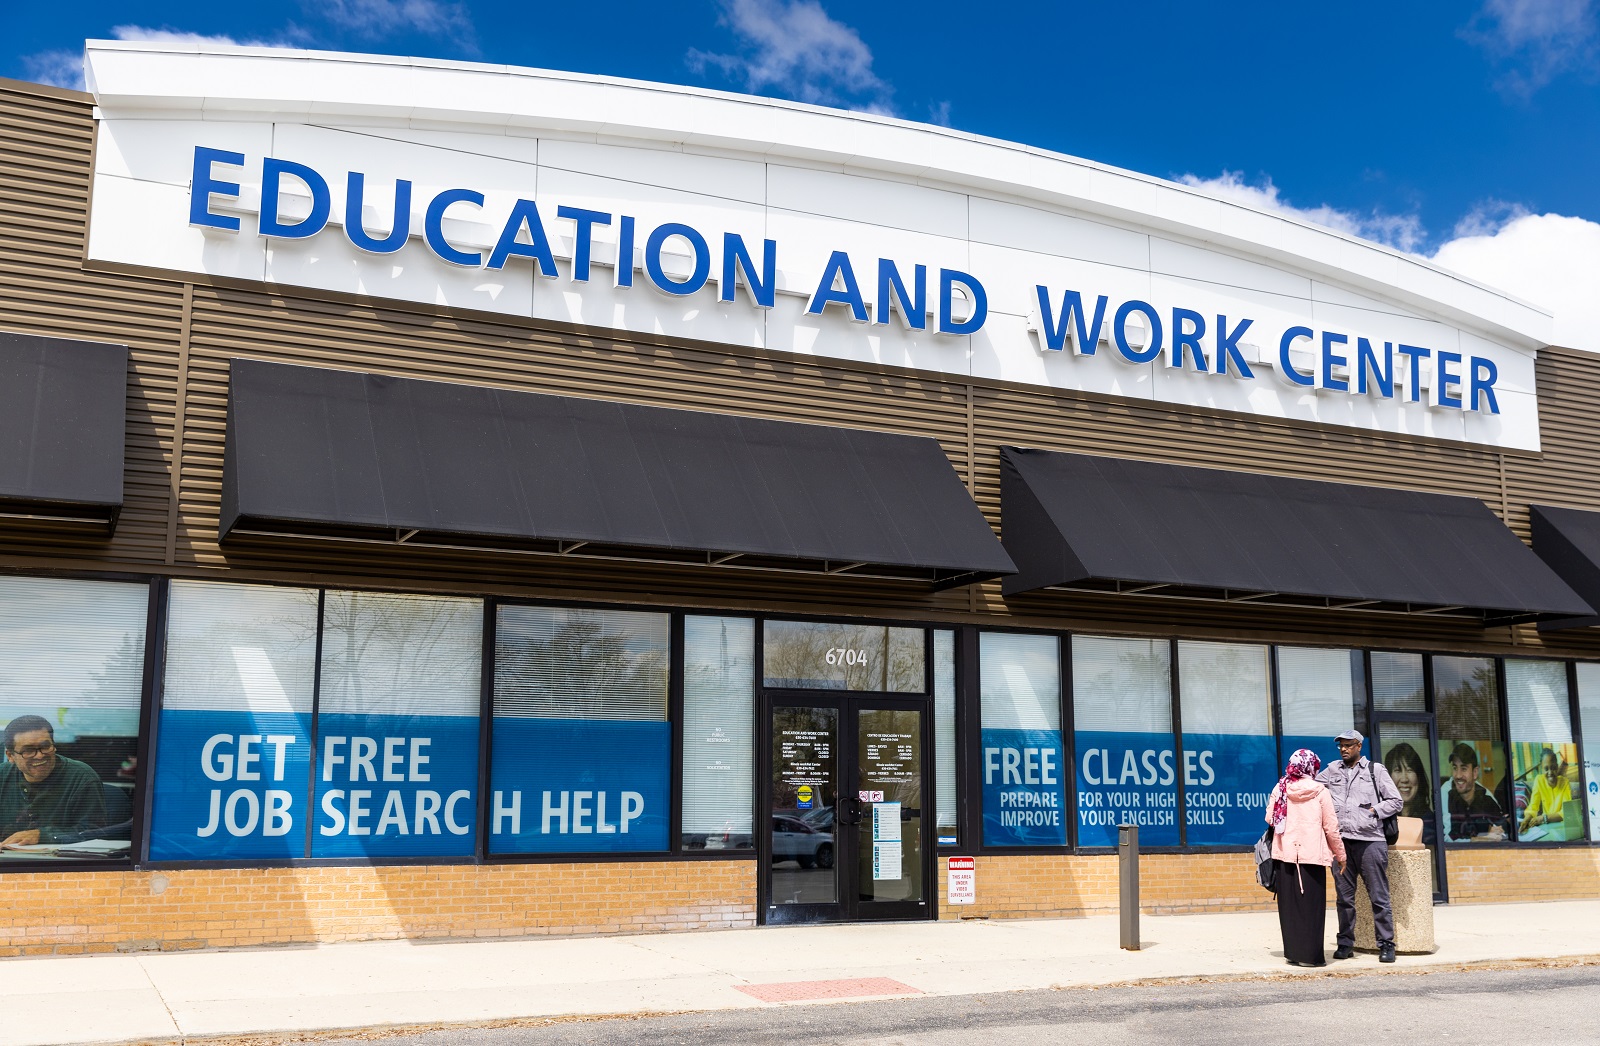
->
[947,856,976,905]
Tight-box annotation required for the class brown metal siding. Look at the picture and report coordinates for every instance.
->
[0,80,185,568]
[3,79,1600,656]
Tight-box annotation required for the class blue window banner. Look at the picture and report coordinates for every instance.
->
[980,728,1067,847]
[1180,733,1278,846]
[149,709,313,860]
[488,717,670,854]
[1074,730,1180,847]
[311,713,479,858]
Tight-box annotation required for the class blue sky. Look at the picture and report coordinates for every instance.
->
[5,0,1600,343]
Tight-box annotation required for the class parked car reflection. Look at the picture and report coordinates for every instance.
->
[772,814,833,869]
[799,804,834,832]
[681,821,753,851]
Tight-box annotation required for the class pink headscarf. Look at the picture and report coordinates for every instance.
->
[1269,748,1322,828]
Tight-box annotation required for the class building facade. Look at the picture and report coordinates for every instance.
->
[2,43,1599,955]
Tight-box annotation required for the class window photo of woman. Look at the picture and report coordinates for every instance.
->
[1384,740,1436,848]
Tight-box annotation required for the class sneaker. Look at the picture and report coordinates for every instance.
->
[1333,945,1355,960]
[1379,943,1396,963]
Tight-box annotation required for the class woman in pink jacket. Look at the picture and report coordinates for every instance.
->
[1266,749,1348,967]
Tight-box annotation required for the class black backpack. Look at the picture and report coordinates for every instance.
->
[1370,761,1400,845]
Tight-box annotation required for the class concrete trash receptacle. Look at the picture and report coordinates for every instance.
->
[1354,846,1436,954]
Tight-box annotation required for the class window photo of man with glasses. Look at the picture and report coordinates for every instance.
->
[0,715,107,847]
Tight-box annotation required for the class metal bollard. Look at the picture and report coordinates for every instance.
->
[1118,822,1140,951]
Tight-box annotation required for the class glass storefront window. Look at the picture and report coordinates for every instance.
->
[490,606,670,854]
[1278,647,1362,769]
[1371,651,1425,712]
[763,620,924,692]
[1505,660,1582,843]
[980,632,1064,847]
[1376,720,1440,888]
[0,577,148,862]
[1072,636,1177,847]
[681,616,755,852]
[151,581,319,860]
[933,630,958,846]
[1436,655,1510,844]
[311,592,482,858]
[1577,663,1600,842]
[1177,641,1273,846]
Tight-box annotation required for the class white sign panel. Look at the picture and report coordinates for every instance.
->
[947,855,976,905]
[872,801,902,841]
[872,841,902,881]
[83,49,1544,451]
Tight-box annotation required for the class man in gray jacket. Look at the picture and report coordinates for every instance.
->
[1317,729,1404,963]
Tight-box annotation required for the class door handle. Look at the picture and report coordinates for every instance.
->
[841,796,864,826]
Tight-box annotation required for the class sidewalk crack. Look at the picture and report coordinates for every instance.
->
[136,956,186,1045]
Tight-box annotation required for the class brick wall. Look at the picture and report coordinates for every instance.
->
[934,846,1600,920]
[935,852,1272,920]
[5,846,1595,955]
[0,861,756,956]
[1444,846,1600,904]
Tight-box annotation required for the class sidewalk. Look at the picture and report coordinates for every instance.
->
[19,900,1600,1046]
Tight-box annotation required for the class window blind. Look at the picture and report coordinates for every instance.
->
[680,616,754,846]
[163,581,318,714]
[319,591,481,716]
[1177,641,1271,735]
[1278,647,1358,738]
[1072,636,1171,732]
[494,606,668,720]
[1505,660,1572,744]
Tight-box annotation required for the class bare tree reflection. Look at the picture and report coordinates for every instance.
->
[495,609,668,719]
[764,622,924,692]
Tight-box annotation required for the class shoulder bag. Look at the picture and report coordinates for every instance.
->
[1254,824,1277,892]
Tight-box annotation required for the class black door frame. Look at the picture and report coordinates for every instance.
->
[1370,712,1447,903]
[758,688,937,924]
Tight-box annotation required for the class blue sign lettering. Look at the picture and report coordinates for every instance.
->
[183,144,1505,415]
[1180,733,1278,846]
[980,728,1066,847]
[1074,730,1179,847]
[149,709,312,860]
[312,713,478,858]
[488,718,670,854]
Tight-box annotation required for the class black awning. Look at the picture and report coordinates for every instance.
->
[1530,505,1600,629]
[221,359,1015,588]
[0,331,126,529]
[1000,447,1592,624]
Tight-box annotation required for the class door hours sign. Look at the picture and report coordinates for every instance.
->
[947,856,976,905]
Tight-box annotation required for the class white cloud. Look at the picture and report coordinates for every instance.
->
[317,0,475,48]
[1465,0,1598,95]
[1177,170,1600,354]
[688,0,893,113]
[106,24,314,51]
[1176,171,1427,254]
[1433,212,1600,352]
[21,49,84,91]
[1450,198,1533,239]
[110,26,251,47]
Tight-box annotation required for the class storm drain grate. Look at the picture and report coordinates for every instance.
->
[733,977,923,1003]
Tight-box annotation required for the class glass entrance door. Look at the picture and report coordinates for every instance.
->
[764,697,930,923]
[853,707,926,917]
[1373,716,1446,901]
[769,703,841,913]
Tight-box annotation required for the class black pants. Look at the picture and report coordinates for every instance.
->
[1274,861,1327,965]
[1334,838,1393,947]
